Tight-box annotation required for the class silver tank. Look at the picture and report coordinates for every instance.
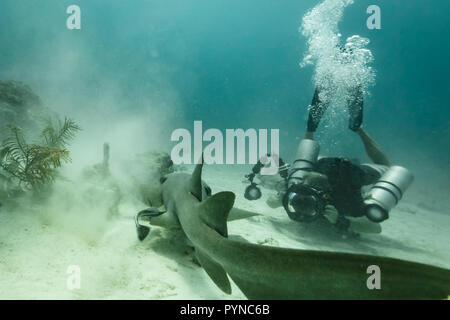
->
[364,165,414,212]
[288,139,320,187]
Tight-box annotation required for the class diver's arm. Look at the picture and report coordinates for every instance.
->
[357,128,391,166]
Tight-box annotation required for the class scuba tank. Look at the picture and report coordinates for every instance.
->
[363,166,414,222]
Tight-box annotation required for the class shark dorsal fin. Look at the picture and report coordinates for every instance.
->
[199,191,235,237]
[189,154,204,201]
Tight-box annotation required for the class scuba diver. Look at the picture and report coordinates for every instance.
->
[244,84,414,235]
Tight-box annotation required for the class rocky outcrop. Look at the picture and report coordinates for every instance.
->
[0,80,54,139]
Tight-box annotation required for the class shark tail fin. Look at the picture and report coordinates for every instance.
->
[196,249,232,294]
[189,153,204,201]
[199,191,235,237]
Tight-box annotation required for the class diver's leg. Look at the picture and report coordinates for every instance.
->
[305,87,330,139]
[304,131,314,140]
[357,128,391,166]
[347,85,364,132]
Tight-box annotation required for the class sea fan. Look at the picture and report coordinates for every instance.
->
[41,117,81,149]
[0,118,80,190]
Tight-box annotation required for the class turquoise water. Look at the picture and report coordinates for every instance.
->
[0,0,449,300]
[1,1,448,170]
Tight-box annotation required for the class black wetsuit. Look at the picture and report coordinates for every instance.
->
[314,157,377,218]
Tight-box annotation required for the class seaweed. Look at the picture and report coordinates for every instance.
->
[41,117,80,149]
[0,117,80,191]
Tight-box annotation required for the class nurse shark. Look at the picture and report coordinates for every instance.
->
[135,157,450,299]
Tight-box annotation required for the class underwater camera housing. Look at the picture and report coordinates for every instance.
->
[284,139,324,222]
[244,182,262,201]
[283,183,329,222]
[364,166,414,222]
[243,154,288,201]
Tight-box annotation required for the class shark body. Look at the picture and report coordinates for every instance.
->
[141,161,450,299]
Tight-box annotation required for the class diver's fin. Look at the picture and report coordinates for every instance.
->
[347,216,382,234]
[196,249,232,294]
[189,153,204,201]
[199,191,235,237]
[228,207,261,221]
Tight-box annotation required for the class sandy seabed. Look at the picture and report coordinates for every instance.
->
[0,164,449,300]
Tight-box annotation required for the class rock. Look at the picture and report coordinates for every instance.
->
[0,80,55,139]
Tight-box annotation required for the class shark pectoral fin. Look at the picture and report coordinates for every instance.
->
[347,216,382,234]
[199,191,236,237]
[228,208,261,221]
[189,154,204,201]
[196,249,232,295]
